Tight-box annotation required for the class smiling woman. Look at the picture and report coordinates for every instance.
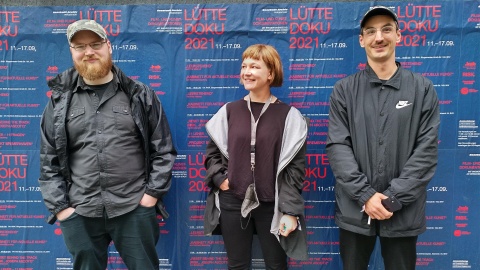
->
[240,57,271,97]
[203,44,309,268]
[240,44,283,102]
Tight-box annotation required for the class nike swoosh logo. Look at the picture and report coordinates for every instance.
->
[396,101,412,109]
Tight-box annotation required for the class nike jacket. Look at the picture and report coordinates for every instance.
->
[326,62,440,237]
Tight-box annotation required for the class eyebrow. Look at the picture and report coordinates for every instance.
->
[364,22,395,29]
[71,39,104,45]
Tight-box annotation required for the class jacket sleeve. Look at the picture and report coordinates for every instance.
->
[204,104,229,188]
[384,81,440,204]
[326,82,377,206]
[204,139,228,188]
[278,140,307,217]
[144,89,177,200]
[38,99,70,224]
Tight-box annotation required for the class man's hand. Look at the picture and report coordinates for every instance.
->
[365,192,393,220]
[56,207,75,221]
[139,193,158,207]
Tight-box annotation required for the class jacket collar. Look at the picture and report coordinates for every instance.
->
[205,103,308,169]
[48,65,133,95]
[365,61,402,90]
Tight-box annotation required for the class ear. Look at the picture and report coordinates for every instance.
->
[267,69,273,80]
[107,40,113,54]
[396,30,401,43]
[359,34,365,47]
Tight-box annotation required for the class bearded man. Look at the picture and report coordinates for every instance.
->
[38,19,176,270]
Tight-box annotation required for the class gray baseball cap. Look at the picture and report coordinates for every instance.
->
[360,6,398,28]
[67,19,107,42]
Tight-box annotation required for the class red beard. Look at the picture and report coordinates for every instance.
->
[74,55,112,82]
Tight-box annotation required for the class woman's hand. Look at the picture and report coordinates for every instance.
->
[278,214,298,237]
[219,178,230,191]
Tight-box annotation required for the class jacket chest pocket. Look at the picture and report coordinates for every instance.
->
[66,107,86,140]
[113,105,136,136]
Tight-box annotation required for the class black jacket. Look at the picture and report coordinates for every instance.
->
[39,65,176,224]
[326,63,440,237]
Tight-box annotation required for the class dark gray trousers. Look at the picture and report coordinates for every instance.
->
[60,206,160,270]
[339,227,418,270]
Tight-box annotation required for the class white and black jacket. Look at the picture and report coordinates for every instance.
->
[203,101,309,261]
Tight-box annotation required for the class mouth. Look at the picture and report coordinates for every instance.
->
[84,58,99,63]
[372,43,387,50]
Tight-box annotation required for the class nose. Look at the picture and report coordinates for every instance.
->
[84,45,96,55]
[374,30,384,41]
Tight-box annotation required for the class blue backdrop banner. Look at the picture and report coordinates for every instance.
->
[0,1,479,269]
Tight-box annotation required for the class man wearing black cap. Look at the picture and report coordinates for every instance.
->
[38,19,177,270]
[326,6,440,270]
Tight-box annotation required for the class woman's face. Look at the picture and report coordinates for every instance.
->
[240,57,272,93]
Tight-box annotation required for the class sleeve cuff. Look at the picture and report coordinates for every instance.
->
[212,170,228,188]
[359,187,377,206]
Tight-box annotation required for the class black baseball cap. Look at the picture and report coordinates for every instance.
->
[360,6,398,28]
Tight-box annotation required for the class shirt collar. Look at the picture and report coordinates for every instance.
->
[73,71,119,93]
